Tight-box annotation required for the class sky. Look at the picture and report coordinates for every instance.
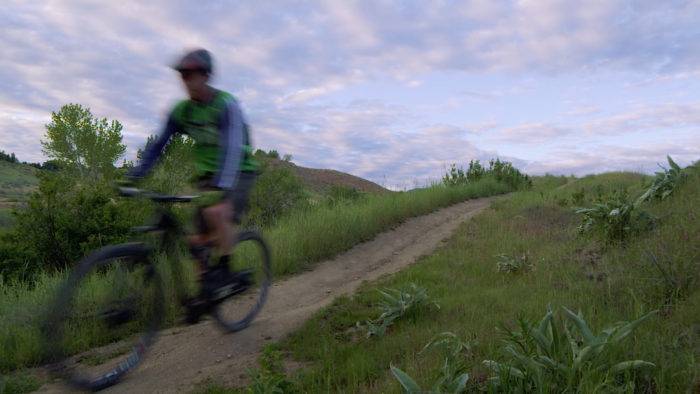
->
[1,1,700,189]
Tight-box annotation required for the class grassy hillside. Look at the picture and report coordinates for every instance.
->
[207,164,699,392]
[0,161,38,227]
[0,177,514,374]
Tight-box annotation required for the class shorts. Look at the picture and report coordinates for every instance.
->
[197,171,258,224]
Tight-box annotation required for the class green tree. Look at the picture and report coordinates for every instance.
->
[41,103,126,178]
[136,134,196,193]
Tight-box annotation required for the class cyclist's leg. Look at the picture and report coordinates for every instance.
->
[205,171,257,266]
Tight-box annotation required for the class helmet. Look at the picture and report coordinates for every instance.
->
[172,49,213,75]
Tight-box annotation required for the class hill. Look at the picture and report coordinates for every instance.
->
[0,161,38,227]
[266,158,389,194]
[272,161,700,392]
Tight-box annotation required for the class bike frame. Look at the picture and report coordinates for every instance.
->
[134,197,203,307]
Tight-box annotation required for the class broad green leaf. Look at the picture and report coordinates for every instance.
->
[535,355,568,375]
[609,360,656,374]
[452,373,470,393]
[563,307,595,344]
[506,345,545,376]
[530,328,553,357]
[573,343,604,370]
[668,155,681,172]
[390,365,422,393]
[609,311,657,343]
[483,360,525,379]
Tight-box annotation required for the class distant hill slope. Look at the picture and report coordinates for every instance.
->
[0,161,39,226]
[266,159,389,194]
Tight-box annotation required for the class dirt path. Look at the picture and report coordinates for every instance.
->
[38,196,496,393]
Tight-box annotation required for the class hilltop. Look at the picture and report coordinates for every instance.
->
[265,158,389,194]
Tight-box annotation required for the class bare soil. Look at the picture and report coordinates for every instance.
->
[37,196,496,393]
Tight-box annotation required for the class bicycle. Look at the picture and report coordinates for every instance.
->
[41,187,272,391]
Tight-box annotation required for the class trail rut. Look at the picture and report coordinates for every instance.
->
[38,196,496,393]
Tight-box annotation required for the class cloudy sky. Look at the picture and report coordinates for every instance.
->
[2,1,700,188]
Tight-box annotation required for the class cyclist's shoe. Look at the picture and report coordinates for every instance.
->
[101,297,138,328]
[102,306,137,328]
[183,297,208,324]
[205,268,253,303]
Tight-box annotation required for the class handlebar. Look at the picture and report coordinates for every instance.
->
[118,187,198,203]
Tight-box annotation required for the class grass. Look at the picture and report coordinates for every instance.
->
[0,161,38,229]
[0,371,41,394]
[236,165,699,392]
[0,177,512,373]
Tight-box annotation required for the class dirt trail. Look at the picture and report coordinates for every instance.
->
[38,196,496,393]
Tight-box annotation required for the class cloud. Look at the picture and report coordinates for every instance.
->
[524,137,700,175]
[582,102,700,135]
[496,123,572,144]
[1,0,700,184]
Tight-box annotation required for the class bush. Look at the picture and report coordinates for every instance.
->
[245,165,308,227]
[442,160,485,186]
[391,332,474,393]
[359,283,439,338]
[487,158,532,190]
[576,190,653,243]
[443,159,531,190]
[484,307,656,392]
[636,155,687,205]
[245,345,294,394]
[326,185,365,206]
[0,150,19,163]
[495,253,533,274]
[8,173,142,273]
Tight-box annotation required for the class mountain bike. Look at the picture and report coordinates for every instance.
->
[41,187,272,391]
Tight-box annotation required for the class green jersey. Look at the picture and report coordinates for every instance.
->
[131,88,259,189]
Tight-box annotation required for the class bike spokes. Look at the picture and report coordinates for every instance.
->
[43,243,163,391]
[211,231,271,332]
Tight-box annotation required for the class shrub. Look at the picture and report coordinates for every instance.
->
[636,155,687,205]
[496,253,533,274]
[245,345,294,394]
[245,165,308,227]
[443,159,531,190]
[359,283,439,338]
[484,307,656,392]
[326,185,365,206]
[487,158,532,190]
[576,190,653,243]
[390,332,475,393]
[10,173,142,272]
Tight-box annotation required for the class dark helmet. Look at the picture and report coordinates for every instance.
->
[172,48,213,75]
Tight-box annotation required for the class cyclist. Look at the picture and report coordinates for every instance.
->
[128,48,259,321]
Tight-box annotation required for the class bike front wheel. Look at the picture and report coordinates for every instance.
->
[42,242,164,391]
[212,230,272,333]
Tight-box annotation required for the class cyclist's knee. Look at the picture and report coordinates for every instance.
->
[203,201,233,226]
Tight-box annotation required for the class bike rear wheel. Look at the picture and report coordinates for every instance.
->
[212,230,272,332]
[42,243,164,391]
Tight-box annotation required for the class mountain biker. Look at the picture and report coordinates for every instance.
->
[128,48,259,321]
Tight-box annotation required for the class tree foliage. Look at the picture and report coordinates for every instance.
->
[0,150,18,163]
[41,103,126,178]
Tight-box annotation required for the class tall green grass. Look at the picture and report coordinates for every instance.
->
[270,165,699,392]
[0,177,510,373]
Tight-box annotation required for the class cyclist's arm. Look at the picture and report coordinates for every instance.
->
[128,113,178,179]
[211,98,244,190]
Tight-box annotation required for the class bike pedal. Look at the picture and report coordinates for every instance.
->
[183,298,209,324]
[102,308,137,328]
[211,274,251,302]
